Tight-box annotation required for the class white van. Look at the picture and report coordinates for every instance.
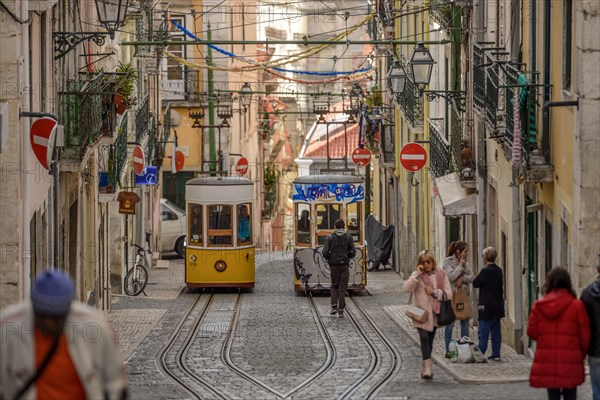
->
[160,198,186,257]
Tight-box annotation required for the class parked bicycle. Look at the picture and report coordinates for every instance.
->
[124,243,151,296]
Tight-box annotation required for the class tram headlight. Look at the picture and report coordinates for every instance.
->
[214,260,227,272]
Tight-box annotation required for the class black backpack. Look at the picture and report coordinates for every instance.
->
[327,234,350,266]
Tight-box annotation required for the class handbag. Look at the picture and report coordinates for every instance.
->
[405,291,428,323]
[436,290,456,326]
[452,287,471,320]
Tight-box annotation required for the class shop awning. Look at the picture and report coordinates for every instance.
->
[434,172,477,216]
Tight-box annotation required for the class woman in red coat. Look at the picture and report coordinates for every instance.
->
[528,267,591,400]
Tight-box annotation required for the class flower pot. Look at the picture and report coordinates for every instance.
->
[113,94,128,115]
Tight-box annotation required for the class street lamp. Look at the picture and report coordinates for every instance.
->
[387,60,407,101]
[54,0,130,59]
[409,42,435,90]
[240,83,253,110]
[95,0,131,39]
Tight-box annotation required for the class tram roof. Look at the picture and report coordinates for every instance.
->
[186,176,253,186]
[293,174,363,184]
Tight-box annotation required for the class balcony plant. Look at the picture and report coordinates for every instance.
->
[113,62,138,115]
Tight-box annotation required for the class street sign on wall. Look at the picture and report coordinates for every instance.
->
[236,157,249,176]
[351,147,372,167]
[132,145,145,175]
[135,166,158,185]
[30,117,58,170]
[399,142,427,172]
[175,150,185,172]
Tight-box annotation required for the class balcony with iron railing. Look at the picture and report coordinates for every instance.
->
[429,0,454,30]
[400,79,423,128]
[449,104,475,187]
[135,94,150,143]
[108,115,129,188]
[428,118,450,178]
[59,73,117,161]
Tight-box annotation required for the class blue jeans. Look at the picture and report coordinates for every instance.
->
[444,319,470,352]
[478,318,501,358]
[590,355,600,400]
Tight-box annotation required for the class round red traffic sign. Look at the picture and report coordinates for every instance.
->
[236,157,249,176]
[175,150,185,172]
[352,147,372,167]
[132,145,145,175]
[400,142,427,171]
[30,117,58,170]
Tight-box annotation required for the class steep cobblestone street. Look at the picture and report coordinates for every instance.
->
[108,253,593,400]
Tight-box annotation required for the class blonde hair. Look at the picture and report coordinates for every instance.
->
[418,250,437,269]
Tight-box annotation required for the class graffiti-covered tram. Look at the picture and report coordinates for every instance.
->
[292,175,366,292]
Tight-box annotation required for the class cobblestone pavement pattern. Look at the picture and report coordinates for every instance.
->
[107,251,593,399]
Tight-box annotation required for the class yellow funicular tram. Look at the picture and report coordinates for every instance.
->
[292,174,366,292]
[185,176,255,288]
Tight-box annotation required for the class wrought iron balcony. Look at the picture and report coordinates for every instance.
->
[145,121,156,165]
[429,0,455,30]
[400,78,423,128]
[429,118,450,178]
[473,43,503,134]
[135,95,149,143]
[59,74,117,161]
[450,104,476,187]
[108,116,129,188]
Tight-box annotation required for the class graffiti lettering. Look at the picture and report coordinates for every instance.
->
[292,183,365,203]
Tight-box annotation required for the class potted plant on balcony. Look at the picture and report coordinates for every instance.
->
[113,62,138,115]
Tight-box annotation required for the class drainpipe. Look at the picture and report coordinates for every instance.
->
[511,165,524,354]
[541,100,579,162]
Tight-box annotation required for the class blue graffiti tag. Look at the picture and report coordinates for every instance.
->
[292,183,365,203]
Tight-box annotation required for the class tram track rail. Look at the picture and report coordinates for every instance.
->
[341,296,403,400]
[157,293,228,400]
[220,292,337,399]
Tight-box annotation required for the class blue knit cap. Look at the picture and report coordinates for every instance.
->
[31,270,74,316]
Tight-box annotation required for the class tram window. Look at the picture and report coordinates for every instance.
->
[208,205,233,246]
[237,203,252,244]
[316,203,341,230]
[296,203,311,246]
[346,202,362,243]
[188,204,203,245]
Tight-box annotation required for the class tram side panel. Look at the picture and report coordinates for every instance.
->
[293,247,365,291]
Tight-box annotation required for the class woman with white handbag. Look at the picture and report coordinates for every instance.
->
[403,251,452,379]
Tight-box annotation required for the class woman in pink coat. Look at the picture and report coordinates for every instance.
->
[403,251,452,379]
[528,267,591,400]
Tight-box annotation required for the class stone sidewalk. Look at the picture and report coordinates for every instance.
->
[107,258,185,360]
[368,267,533,384]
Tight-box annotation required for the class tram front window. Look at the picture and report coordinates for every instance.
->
[208,205,232,246]
[346,202,362,243]
[188,204,203,245]
[237,203,252,244]
[316,203,341,245]
[296,203,311,246]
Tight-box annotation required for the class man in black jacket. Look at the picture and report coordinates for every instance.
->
[473,246,505,361]
[323,219,356,318]
[581,264,600,400]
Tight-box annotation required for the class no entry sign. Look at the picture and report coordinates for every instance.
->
[132,145,145,175]
[30,117,58,170]
[400,143,427,171]
[352,147,372,167]
[175,150,185,172]
[236,157,249,176]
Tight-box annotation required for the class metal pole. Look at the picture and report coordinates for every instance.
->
[365,163,371,217]
[207,24,217,173]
